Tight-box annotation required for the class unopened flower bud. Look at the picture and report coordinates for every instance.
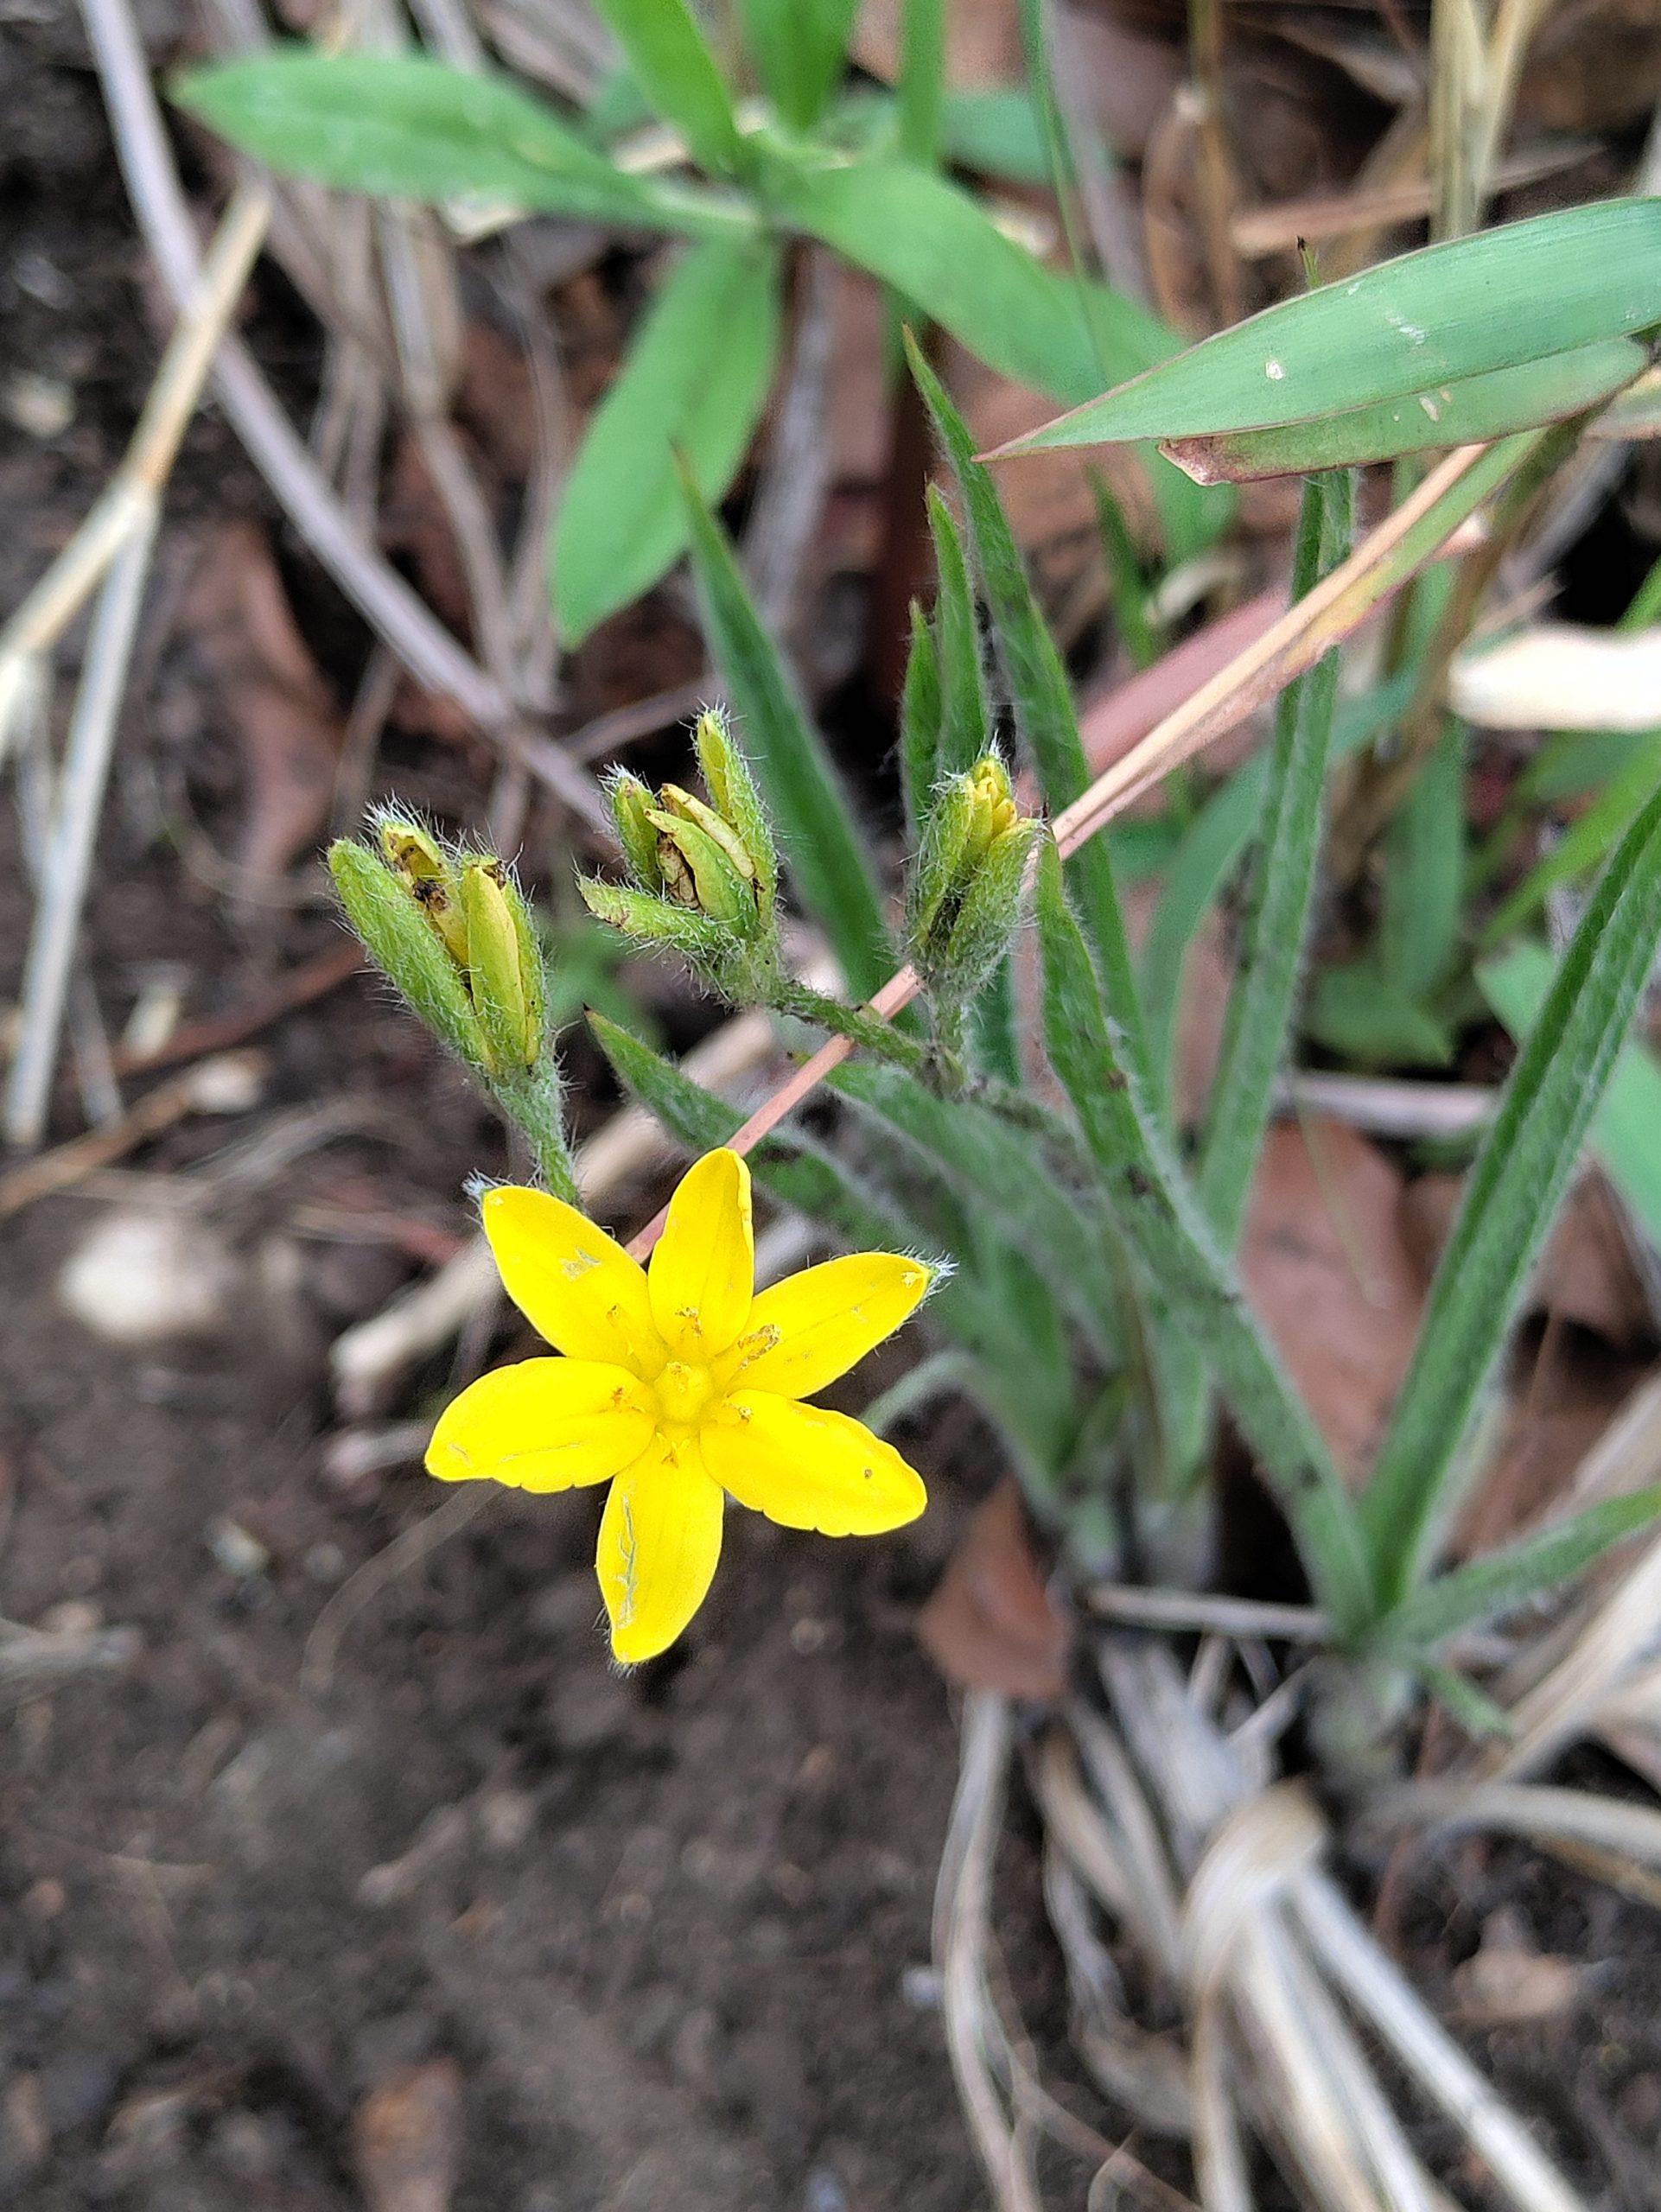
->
[460,858,544,1075]
[907,754,1038,1000]
[328,836,487,1069]
[608,772,666,893]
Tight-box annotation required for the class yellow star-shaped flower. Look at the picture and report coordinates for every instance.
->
[426,1149,933,1662]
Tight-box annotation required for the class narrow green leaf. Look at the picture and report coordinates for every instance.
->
[768,156,1173,404]
[971,957,1021,1084]
[992,199,1661,454]
[735,0,858,130]
[900,601,942,838]
[553,238,780,645]
[899,0,945,167]
[1198,471,1352,1240]
[907,334,1151,1089]
[678,475,894,998]
[1379,1485,1661,1652]
[589,0,742,175]
[827,1058,1122,1355]
[1482,731,1661,944]
[925,486,990,777]
[1157,340,1646,482]
[1480,939,1661,1253]
[1138,671,1419,1104]
[1304,966,1454,1069]
[172,50,729,232]
[1363,770,1661,1605]
[1033,841,1373,1632]
[1381,721,1464,999]
[939,88,1048,184]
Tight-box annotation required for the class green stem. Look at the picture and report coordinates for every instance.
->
[774,984,932,1076]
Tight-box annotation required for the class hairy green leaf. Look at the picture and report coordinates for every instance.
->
[1034,841,1373,1632]
[1363,769,1661,1605]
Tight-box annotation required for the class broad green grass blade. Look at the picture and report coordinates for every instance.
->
[1034,841,1373,1632]
[1363,772,1661,1606]
[828,1058,1122,1354]
[1381,721,1464,999]
[735,0,858,129]
[1378,1485,1661,1652]
[679,476,894,998]
[767,156,1172,404]
[991,199,1661,454]
[1480,940,1661,1251]
[553,238,780,644]
[1197,470,1352,1243]
[907,335,1151,1087]
[1157,341,1646,482]
[925,487,990,776]
[172,51,735,232]
[589,0,743,175]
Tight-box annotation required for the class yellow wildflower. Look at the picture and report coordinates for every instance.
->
[426,1149,933,1662]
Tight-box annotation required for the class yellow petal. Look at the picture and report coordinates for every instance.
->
[647,1148,754,1360]
[702,1393,926,1536]
[596,1433,725,1663]
[482,1185,664,1371]
[426,1358,657,1491]
[721,1253,934,1398]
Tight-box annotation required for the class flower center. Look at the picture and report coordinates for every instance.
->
[651,1358,718,1430]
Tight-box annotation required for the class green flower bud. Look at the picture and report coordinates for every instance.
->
[608,772,666,893]
[906,753,1037,1000]
[578,875,735,965]
[460,858,543,1075]
[377,812,470,966]
[328,838,487,1067]
[692,708,776,923]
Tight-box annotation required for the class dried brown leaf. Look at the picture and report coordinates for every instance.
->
[918,1477,1070,1697]
[353,2059,463,2212]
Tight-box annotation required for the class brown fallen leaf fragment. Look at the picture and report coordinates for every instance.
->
[353,2059,462,2212]
[175,521,345,880]
[1401,1169,1654,1349]
[1240,1119,1424,1484]
[918,1476,1070,1697]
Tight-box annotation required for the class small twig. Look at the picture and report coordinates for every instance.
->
[0,1052,265,1219]
[6,512,159,1148]
[1087,1586,1331,1643]
[111,939,364,1077]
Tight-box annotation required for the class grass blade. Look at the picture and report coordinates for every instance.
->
[1197,469,1352,1243]
[1158,340,1645,481]
[1362,769,1661,1605]
[172,50,736,233]
[678,474,894,998]
[1479,940,1661,1251]
[589,0,743,176]
[1379,1486,1661,1652]
[926,486,990,776]
[553,238,780,644]
[990,199,1661,454]
[1033,841,1373,1631]
[735,0,858,130]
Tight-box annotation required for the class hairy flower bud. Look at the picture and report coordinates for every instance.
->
[460,858,544,1075]
[906,755,1037,1001]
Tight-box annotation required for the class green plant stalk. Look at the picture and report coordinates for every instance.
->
[1033,840,1374,1633]
[1361,767,1661,1607]
[906,334,1154,1095]
[1197,467,1353,1241]
[490,1063,580,1206]
[773,982,932,1074]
